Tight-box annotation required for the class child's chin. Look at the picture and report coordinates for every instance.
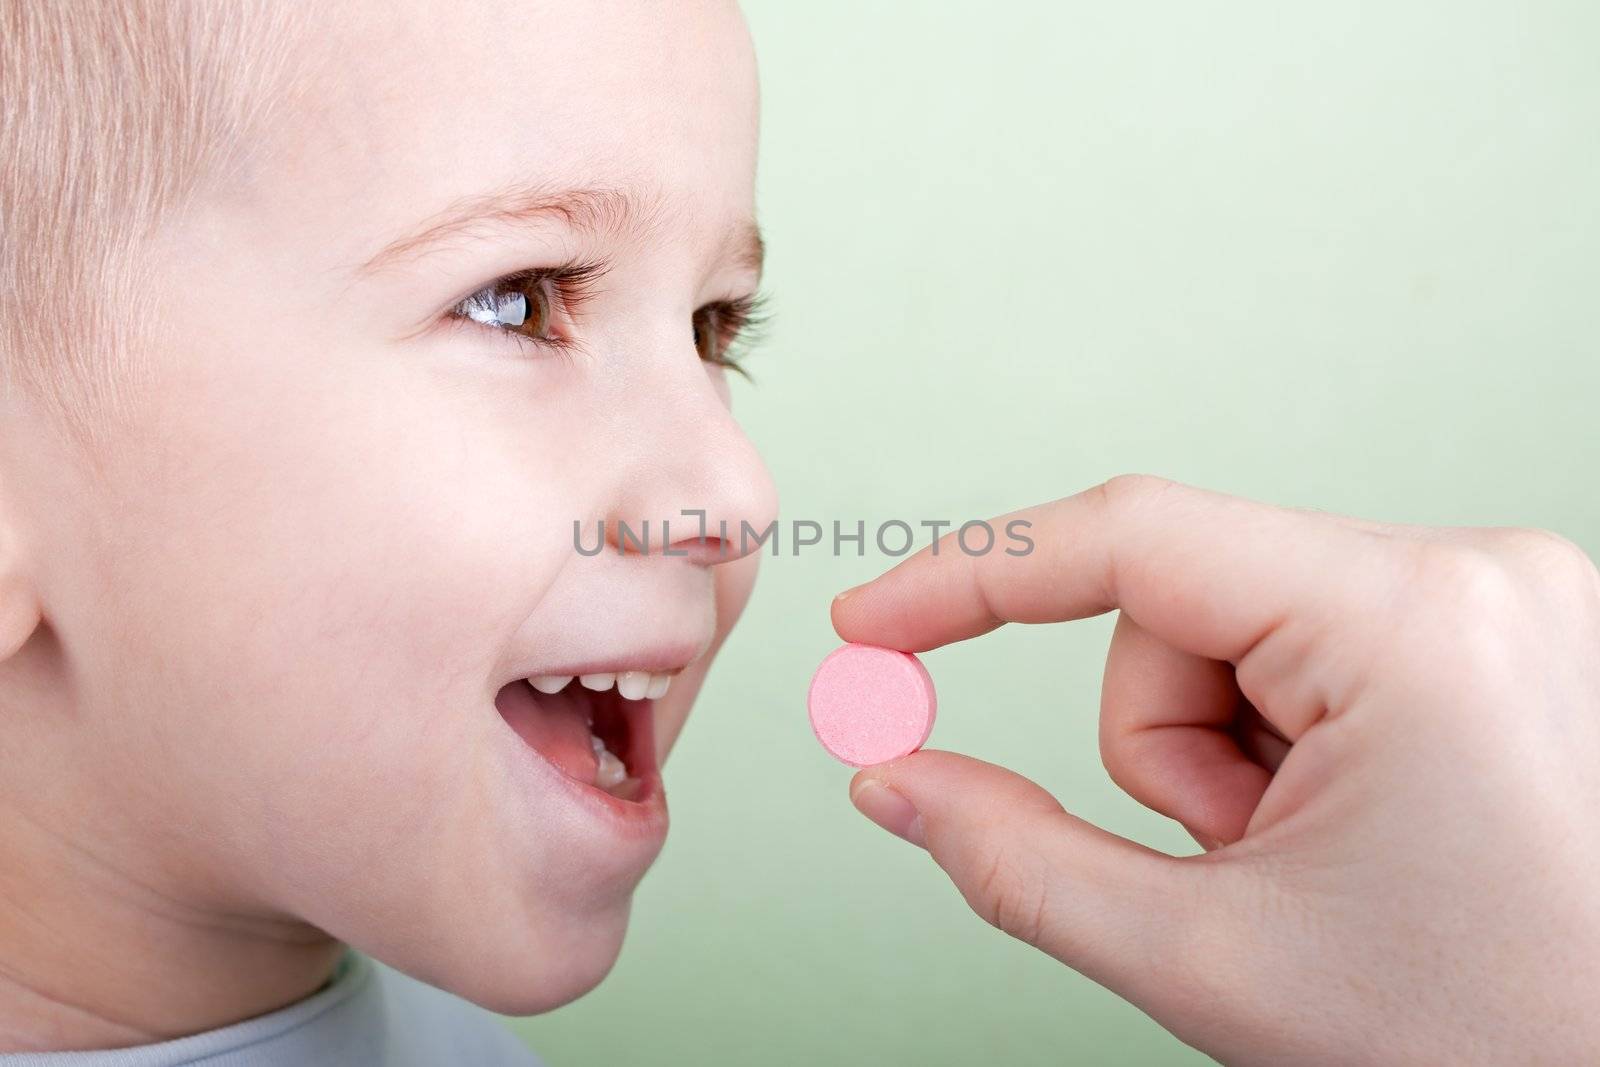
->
[431,905,634,1016]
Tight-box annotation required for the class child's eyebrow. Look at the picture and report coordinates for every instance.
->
[355,182,764,280]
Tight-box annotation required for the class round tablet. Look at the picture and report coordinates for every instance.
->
[808,643,937,767]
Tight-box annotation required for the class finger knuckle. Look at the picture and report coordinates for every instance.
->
[1403,541,1522,616]
[1493,527,1599,585]
[1098,473,1175,512]
[1383,543,1533,688]
[969,847,1052,948]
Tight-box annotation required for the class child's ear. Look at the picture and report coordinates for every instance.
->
[0,511,41,663]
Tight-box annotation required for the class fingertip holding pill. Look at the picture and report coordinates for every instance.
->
[808,642,937,767]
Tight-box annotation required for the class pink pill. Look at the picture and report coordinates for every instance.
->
[808,643,937,767]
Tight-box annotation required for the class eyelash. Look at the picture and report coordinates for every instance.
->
[693,292,771,378]
[447,260,770,377]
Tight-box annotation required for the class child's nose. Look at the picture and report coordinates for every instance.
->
[597,359,777,568]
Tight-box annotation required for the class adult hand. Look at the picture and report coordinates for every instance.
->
[833,476,1600,1064]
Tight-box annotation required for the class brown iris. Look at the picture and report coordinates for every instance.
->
[693,304,729,365]
[464,273,556,341]
[499,275,555,340]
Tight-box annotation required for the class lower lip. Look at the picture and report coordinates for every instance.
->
[494,681,669,846]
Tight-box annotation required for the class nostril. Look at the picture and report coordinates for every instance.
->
[667,534,737,565]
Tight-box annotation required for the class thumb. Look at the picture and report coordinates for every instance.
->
[850,750,1216,1012]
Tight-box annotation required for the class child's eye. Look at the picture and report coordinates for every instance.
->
[692,306,724,364]
[692,294,769,376]
[455,272,560,343]
[448,260,608,353]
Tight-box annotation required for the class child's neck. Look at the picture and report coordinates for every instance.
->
[0,800,344,1054]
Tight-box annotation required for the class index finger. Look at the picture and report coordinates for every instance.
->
[831,475,1380,664]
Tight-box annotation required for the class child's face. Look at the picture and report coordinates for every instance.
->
[14,0,773,1012]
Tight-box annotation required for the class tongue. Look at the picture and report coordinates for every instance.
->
[495,681,599,784]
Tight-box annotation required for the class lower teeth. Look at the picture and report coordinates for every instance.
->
[590,731,631,791]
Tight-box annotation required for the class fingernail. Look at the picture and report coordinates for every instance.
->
[833,583,864,603]
[849,779,926,849]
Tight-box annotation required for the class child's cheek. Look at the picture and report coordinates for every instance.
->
[77,334,572,871]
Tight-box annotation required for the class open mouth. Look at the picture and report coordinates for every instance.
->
[494,671,672,802]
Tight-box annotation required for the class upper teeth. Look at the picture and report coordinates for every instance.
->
[527,671,674,700]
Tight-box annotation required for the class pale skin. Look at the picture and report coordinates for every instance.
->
[838,475,1600,1063]
[2,5,1594,1065]
[0,0,773,1052]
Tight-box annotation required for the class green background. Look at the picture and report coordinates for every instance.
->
[515,2,1599,1063]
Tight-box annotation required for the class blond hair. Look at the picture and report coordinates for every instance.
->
[1,0,305,444]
